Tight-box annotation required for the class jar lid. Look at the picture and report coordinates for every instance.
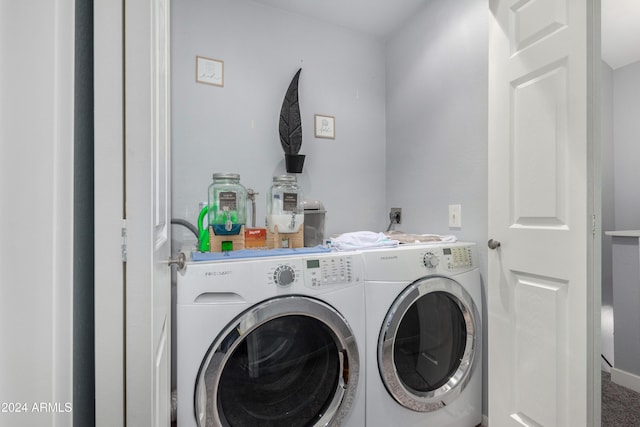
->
[212,172,240,180]
[303,199,325,211]
[272,174,296,183]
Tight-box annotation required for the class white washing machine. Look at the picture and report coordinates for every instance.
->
[177,251,365,427]
[362,243,482,427]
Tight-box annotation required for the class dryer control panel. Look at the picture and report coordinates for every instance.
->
[303,255,355,288]
[420,245,475,274]
[442,246,474,270]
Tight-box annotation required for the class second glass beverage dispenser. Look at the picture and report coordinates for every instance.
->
[267,175,304,234]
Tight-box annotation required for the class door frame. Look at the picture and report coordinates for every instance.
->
[587,0,603,424]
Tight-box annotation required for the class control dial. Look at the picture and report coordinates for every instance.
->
[423,252,440,269]
[274,265,296,287]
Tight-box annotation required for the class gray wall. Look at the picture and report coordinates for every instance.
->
[608,60,640,376]
[613,60,640,230]
[172,0,489,416]
[611,238,640,376]
[384,0,488,414]
[384,0,488,259]
[601,61,614,307]
[171,0,387,248]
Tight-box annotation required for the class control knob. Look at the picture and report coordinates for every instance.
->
[423,252,440,269]
[274,265,296,287]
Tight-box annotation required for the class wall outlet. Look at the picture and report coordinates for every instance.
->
[390,208,402,225]
[449,204,462,228]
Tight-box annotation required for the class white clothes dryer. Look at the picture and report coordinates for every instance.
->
[362,243,482,427]
[176,251,365,427]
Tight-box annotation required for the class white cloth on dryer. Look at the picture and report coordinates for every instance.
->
[330,231,399,251]
[384,231,458,245]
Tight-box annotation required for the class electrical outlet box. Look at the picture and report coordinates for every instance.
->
[448,204,462,228]
[390,208,402,225]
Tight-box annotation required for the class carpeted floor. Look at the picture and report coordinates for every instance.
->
[602,371,640,426]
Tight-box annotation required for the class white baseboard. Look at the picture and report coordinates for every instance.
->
[481,414,489,426]
[611,367,640,394]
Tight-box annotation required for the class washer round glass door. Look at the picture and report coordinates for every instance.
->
[195,296,359,427]
[378,276,479,412]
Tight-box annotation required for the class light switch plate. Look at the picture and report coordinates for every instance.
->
[449,204,462,228]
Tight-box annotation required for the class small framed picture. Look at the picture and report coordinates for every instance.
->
[314,114,335,139]
[196,56,224,87]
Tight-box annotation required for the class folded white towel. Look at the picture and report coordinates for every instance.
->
[331,231,399,251]
[384,232,457,245]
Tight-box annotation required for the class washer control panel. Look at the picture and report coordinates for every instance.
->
[303,255,355,288]
[267,255,358,288]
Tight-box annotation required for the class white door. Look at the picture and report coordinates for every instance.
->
[95,0,172,425]
[125,0,172,425]
[488,0,600,426]
[95,1,126,424]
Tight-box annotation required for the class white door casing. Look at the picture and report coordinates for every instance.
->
[488,0,600,426]
[125,0,172,425]
[1,2,74,426]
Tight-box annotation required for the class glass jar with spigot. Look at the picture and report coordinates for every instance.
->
[267,175,304,234]
[208,173,247,235]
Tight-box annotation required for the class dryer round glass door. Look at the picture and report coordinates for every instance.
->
[378,276,480,412]
[194,296,360,427]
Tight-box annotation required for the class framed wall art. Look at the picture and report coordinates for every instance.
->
[196,56,224,87]
[314,114,335,139]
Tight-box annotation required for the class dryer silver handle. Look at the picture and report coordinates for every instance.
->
[338,349,347,389]
[314,349,348,427]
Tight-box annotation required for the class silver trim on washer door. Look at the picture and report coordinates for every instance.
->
[195,295,360,427]
[378,276,480,412]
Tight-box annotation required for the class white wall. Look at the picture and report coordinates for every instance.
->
[0,2,74,426]
[171,0,388,249]
[613,60,640,230]
[384,0,488,414]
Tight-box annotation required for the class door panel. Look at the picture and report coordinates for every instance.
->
[511,62,568,228]
[488,0,599,426]
[125,0,172,425]
[95,1,171,425]
[510,0,567,54]
[511,272,569,427]
[94,1,125,425]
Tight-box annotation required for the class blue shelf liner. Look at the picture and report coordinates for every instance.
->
[191,246,332,262]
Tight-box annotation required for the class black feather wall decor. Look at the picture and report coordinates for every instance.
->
[279,68,302,154]
[279,68,305,173]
